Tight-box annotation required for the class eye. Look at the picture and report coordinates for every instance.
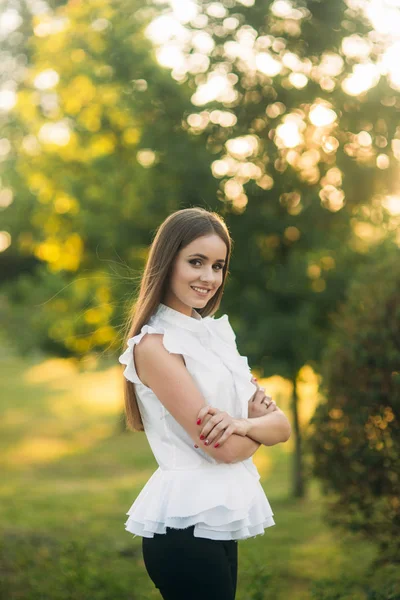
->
[189,259,223,271]
[189,259,202,267]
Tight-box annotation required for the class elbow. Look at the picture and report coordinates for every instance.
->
[217,444,235,464]
[281,422,291,443]
[220,448,234,464]
[275,413,291,444]
[209,445,231,464]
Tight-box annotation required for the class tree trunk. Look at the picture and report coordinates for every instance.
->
[291,374,305,497]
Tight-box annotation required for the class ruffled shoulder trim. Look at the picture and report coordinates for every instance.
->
[118,323,184,386]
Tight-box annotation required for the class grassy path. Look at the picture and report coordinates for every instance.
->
[0,355,379,599]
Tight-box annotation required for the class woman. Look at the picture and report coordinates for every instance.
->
[119,207,291,600]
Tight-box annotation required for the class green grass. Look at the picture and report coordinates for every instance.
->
[0,354,393,599]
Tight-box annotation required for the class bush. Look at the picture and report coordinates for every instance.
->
[306,243,400,563]
[310,564,400,600]
[0,529,141,600]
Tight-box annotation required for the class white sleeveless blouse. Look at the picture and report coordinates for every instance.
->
[118,302,275,541]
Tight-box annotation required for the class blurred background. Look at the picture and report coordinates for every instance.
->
[0,0,399,598]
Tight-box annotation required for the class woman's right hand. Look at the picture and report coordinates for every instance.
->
[248,376,277,418]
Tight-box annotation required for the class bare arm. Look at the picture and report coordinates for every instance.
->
[244,408,291,446]
[134,333,262,464]
[224,434,261,464]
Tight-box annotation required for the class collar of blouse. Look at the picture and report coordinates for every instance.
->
[155,302,206,332]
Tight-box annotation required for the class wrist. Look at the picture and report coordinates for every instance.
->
[240,417,252,436]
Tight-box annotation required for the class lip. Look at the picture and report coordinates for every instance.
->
[191,285,211,295]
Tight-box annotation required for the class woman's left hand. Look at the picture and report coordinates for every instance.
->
[249,376,277,418]
[196,406,249,448]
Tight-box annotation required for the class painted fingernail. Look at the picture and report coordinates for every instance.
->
[196,419,201,425]
[194,444,199,448]
[204,440,209,445]
[214,443,220,448]
[200,434,205,440]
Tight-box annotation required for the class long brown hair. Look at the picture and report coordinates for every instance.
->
[121,207,233,432]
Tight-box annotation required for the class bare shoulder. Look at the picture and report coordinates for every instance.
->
[134,331,185,387]
[134,331,164,353]
[134,331,184,362]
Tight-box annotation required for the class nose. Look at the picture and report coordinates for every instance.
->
[199,267,216,286]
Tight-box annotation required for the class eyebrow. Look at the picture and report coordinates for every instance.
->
[188,253,226,264]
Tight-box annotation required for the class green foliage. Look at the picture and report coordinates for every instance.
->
[244,565,275,600]
[0,264,122,357]
[307,243,400,562]
[309,565,400,600]
[1,0,217,356]
[0,530,140,600]
[310,574,365,600]
[172,0,400,205]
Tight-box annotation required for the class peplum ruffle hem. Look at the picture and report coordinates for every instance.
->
[125,462,275,541]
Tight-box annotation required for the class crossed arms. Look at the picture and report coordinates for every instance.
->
[133,333,291,465]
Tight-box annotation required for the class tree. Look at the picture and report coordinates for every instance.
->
[1,0,216,356]
[146,0,400,496]
[306,242,400,563]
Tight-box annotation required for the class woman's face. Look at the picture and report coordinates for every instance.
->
[164,234,227,316]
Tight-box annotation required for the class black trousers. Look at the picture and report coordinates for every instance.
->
[142,525,238,600]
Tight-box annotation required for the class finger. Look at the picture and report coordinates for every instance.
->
[200,413,226,440]
[250,385,264,402]
[200,412,217,432]
[200,406,219,419]
[202,421,227,445]
[196,407,209,424]
[261,397,273,407]
[196,405,218,424]
[207,425,228,447]
[200,411,230,442]
[199,413,220,438]
[211,428,225,446]
[253,388,267,404]
[262,395,273,405]
[212,424,235,447]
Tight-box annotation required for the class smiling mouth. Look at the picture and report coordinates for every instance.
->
[191,286,211,295]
